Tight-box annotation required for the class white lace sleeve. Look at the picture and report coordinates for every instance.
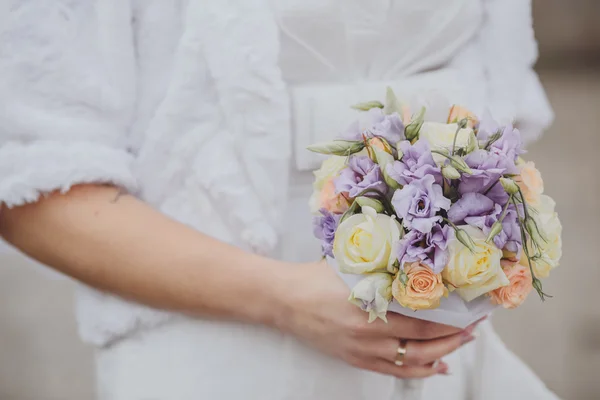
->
[0,1,137,208]
[479,0,554,142]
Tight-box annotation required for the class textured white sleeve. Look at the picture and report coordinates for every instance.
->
[0,1,137,208]
[479,0,554,142]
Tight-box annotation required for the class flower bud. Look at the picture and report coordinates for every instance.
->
[355,197,385,214]
[449,156,473,175]
[525,217,547,247]
[455,228,476,253]
[442,165,461,180]
[448,105,478,128]
[465,131,478,154]
[457,118,469,130]
[500,177,519,195]
[368,137,393,154]
[383,87,402,115]
[307,140,365,156]
[485,221,504,243]
[372,147,400,190]
[404,107,426,141]
[395,146,404,161]
[351,100,384,111]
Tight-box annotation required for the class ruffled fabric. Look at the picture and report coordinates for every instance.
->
[135,0,290,255]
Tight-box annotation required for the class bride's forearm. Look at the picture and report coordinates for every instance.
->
[0,184,291,326]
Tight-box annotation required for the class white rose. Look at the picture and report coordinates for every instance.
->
[348,273,393,323]
[333,206,401,274]
[526,195,562,278]
[442,225,509,302]
[309,156,348,213]
[419,122,474,164]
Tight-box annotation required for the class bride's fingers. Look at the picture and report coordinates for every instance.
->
[362,329,475,366]
[402,331,475,366]
[365,359,448,379]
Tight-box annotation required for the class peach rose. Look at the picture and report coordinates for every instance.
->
[368,137,393,154]
[489,260,533,309]
[515,161,544,206]
[319,179,350,214]
[401,105,412,125]
[392,262,448,311]
[447,105,478,128]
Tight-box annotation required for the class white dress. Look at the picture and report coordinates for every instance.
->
[0,1,557,399]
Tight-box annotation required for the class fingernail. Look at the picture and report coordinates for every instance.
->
[437,364,450,375]
[461,333,475,345]
[464,316,487,334]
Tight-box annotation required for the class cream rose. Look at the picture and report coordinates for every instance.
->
[348,273,393,322]
[309,156,348,213]
[333,206,402,274]
[419,122,474,164]
[392,262,448,311]
[515,161,544,206]
[490,260,533,309]
[442,225,509,302]
[523,195,562,278]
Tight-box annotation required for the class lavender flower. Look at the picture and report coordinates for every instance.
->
[490,124,525,161]
[458,150,518,205]
[342,108,405,144]
[465,203,522,253]
[476,110,499,142]
[391,175,451,233]
[313,209,341,258]
[396,224,450,273]
[334,156,387,198]
[447,193,522,253]
[386,140,442,186]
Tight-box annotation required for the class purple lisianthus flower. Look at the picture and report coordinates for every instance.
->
[391,175,451,233]
[477,112,525,161]
[458,149,518,205]
[396,224,450,273]
[447,192,495,223]
[342,108,405,144]
[447,193,522,253]
[334,156,387,198]
[476,110,500,142]
[465,203,522,253]
[386,140,442,186]
[313,209,341,258]
[490,124,525,161]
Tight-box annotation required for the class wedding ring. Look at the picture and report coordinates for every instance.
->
[395,339,408,366]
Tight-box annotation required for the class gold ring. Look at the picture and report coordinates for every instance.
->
[395,339,407,366]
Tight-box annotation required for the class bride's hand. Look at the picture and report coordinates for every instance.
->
[276,260,482,379]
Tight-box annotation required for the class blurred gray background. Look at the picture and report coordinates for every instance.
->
[1,2,599,399]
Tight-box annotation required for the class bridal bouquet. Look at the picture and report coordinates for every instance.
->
[308,89,562,327]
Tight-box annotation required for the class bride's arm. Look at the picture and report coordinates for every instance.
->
[0,185,288,326]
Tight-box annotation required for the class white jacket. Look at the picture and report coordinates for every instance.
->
[0,0,552,347]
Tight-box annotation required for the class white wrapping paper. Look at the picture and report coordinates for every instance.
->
[329,258,497,329]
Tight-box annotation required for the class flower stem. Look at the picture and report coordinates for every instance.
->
[451,118,468,155]
[483,179,499,196]
[511,196,551,301]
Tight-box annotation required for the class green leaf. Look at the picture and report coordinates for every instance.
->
[307,140,365,156]
[383,87,403,115]
[351,101,385,111]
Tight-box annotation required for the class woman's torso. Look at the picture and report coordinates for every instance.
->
[75,2,556,400]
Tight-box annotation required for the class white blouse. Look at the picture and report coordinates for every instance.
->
[273,0,553,171]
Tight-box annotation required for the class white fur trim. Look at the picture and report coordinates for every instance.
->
[0,140,137,208]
